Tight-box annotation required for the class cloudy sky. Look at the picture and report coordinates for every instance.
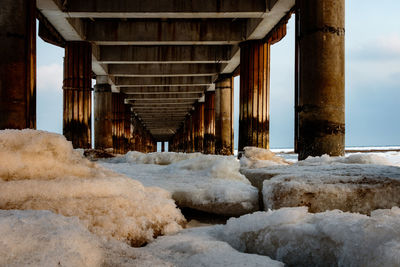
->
[37,0,400,149]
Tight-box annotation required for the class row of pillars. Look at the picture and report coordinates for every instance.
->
[94,77,156,153]
[169,75,234,155]
[0,0,345,160]
[169,0,345,159]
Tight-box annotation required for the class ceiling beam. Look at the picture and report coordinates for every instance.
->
[108,63,222,77]
[62,0,266,18]
[82,18,262,45]
[98,45,234,64]
[115,76,214,86]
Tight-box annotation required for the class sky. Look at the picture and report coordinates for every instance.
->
[37,0,400,149]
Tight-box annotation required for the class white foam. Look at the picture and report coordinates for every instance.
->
[0,129,185,246]
[100,152,259,216]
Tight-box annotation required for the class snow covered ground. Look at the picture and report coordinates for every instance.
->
[2,129,400,266]
[99,152,259,216]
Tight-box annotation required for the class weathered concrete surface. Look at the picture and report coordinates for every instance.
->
[94,77,113,149]
[36,0,295,142]
[297,0,345,160]
[204,91,215,154]
[239,40,270,153]
[215,76,234,155]
[63,41,92,149]
[0,0,36,130]
[109,63,222,77]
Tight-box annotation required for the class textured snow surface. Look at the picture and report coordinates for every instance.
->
[101,152,259,216]
[219,207,400,267]
[0,209,283,267]
[0,129,185,246]
[240,147,291,169]
[241,153,400,214]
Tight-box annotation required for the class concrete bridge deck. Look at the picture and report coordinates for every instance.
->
[37,0,294,141]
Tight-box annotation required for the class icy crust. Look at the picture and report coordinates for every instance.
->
[240,153,400,214]
[0,130,185,246]
[0,209,283,267]
[100,153,259,216]
[220,207,400,267]
[240,147,291,169]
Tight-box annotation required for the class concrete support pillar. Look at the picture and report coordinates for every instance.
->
[63,41,92,148]
[123,104,131,153]
[193,102,205,152]
[112,93,125,154]
[204,91,215,154]
[239,40,270,153]
[161,142,165,152]
[0,0,36,130]
[94,76,112,150]
[215,75,234,155]
[297,0,345,160]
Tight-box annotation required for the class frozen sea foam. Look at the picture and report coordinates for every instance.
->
[0,129,185,246]
[100,152,259,216]
[0,209,283,267]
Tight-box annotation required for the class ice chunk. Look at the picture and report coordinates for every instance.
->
[240,147,291,169]
[0,129,185,246]
[241,157,400,214]
[219,207,400,266]
[100,153,259,216]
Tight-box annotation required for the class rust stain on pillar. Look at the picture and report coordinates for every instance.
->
[215,75,234,155]
[204,91,215,154]
[63,41,92,148]
[239,40,270,152]
[298,0,345,160]
[193,102,204,152]
[0,0,36,129]
[112,93,125,154]
[94,83,112,149]
[123,104,131,153]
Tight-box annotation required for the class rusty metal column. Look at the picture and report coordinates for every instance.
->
[94,76,112,150]
[63,41,92,148]
[215,75,234,155]
[298,0,345,160]
[239,40,270,154]
[0,0,36,129]
[204,91,215,154]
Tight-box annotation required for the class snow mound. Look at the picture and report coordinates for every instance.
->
[0,209,283,267]
[240,146,291,169]
[220,207,400,266]
[100,153,259,216]
[126,151,201,165]
[0,129,185,246]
